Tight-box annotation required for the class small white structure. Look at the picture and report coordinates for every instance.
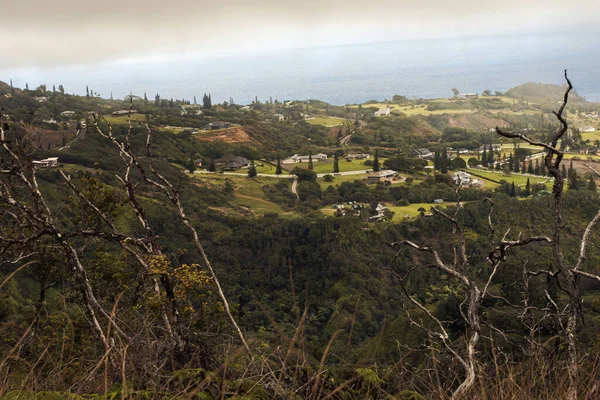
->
[410,148,433,159]
[282,153,328,164]
[374,107,391,117]
[470,179,483,188]
[33,157,58,168]
[369,203,389,222]
[60,111,76,117]
[345,153,370,161]
[273,113,285,122]
[455,93,479,100]
[580,126,596,133]
[453,171,472,185]
[112,110,138,116]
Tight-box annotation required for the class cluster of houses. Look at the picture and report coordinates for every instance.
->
[333,202,390,222]
[334,202,365,217]
[580,126,596,133]
[180,105,203,116]
[408,145,504,160]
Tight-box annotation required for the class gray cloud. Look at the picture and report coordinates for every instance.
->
[1,0,599,67]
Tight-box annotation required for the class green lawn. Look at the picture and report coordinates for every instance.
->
[102,113,147,125]
[395,105,474,116]
[289,158,385,174]
[466,169,551,187]
[305,116,349,126]
[232,195,287,215]
[563,153,600,161]
[192,173,292,217]
[317,174,370,189]
[388,202,443,221]
[255,163,290,174]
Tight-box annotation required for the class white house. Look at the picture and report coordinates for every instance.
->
[453,171,472,185]
[374,107,391,117]
[112,110,138,116]
[580,126,596,133]
[282,153,328,164]
[369,203,389,222]
[33,157,59,168]
[60,111,76,117]
[273,113,285,122]
[409,148,434,159]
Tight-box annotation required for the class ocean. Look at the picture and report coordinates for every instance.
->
[3,31,600,105]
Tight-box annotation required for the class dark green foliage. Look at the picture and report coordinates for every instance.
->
[291,167,316,181]
[248,159,257,178]
[373,150,380,172]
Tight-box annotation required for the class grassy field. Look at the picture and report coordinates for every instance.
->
[102,113,147,125]
[317,174,370,189]
[288,158,382,174]
[388,202,441,221]
[562,153,600,161]
[394,105,474,116]
[466,169,551,187]
[191,174,292,217]
[305,116,349,126]
[320,201,452,221]
[581,131,600,142]
[347,102,474,116]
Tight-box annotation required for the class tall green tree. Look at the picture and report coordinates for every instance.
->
[333,154,339,173]
[481,146,488,167]
[208,158,216,172]
[487,146,495,166]
[276,156,282,175]
[373,150,380,172]
[248,160,257,178]
[523,178,531,197]
[588,176,596,192]
[308,152,313,171]
[441,148,449,174]
[434,152,442,170]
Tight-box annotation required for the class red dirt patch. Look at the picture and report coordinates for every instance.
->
[194,126,258,145]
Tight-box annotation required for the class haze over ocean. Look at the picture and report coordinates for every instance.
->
[3,31,600,105]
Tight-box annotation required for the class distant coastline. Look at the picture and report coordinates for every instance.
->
[3,31,600,105]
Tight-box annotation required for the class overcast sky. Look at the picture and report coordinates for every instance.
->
[2,0,600,68]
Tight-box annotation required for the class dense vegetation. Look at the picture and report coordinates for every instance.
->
[2,78,600,399]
